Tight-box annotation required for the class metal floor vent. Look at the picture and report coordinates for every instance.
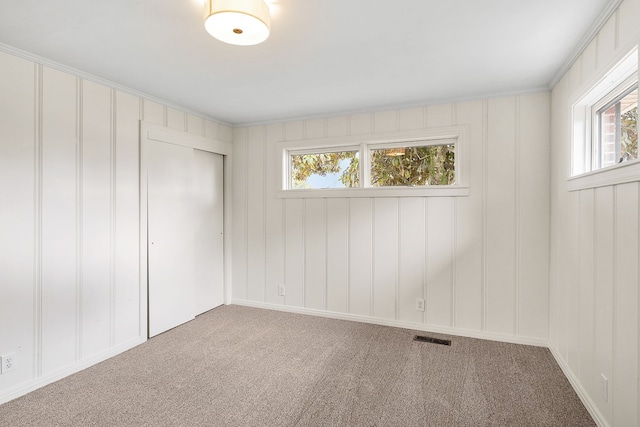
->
[413,335,452,346]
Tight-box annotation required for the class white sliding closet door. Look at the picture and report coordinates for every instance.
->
[193,149,224,314]
[147,141,196,337]
[143,123,228,339]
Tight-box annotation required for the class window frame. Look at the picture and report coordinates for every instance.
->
[276,126,470,198]
[569,46,640,191]
[591,75,638,170]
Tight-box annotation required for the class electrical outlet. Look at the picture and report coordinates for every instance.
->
[278,285,286,296]
[1,353,15,374]
[416,298,425,312]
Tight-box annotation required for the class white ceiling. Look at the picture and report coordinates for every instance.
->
[0,0,614,125]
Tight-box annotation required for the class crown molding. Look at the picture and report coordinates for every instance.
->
[548,0,625,89]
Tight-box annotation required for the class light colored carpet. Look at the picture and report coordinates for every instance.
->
[0,305,594,426]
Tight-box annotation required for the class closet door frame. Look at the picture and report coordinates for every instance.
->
[139,122,232,338]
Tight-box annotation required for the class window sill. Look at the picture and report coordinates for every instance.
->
[276,186,470,199]
[568,159,640,191]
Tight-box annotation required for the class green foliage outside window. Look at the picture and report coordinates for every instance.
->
[621,106,638,162]
[290,143,455,188]
[291,151,359,188]
[370,145,455,186]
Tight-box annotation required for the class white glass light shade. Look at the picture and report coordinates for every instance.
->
[204,0,271,46]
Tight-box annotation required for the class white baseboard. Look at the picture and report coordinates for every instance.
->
[548,346,609,427]
[0,336,146,405]
[230,299,549,347]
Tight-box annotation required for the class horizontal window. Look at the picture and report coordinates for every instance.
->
[276,126,469,198]
[287,140,457,191]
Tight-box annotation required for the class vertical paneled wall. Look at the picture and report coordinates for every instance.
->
[232,91,550,344]
[549,1,640,426]
[0,50,231,402]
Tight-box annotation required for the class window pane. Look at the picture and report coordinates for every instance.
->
[598,87,638,168]
[620,90,637,163]
[599,104,618,168]
[290,151,359,189]
[370,144,455,187]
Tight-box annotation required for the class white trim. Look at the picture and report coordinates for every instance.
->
[570,44,639,108]
[277,186,469,199]
[0,337,145,405]
[549,0,625,89]
[548,346,609,427]
[279,128,467,153]
[144,125,232,156]
[0,42,231,128]
[230,299,548,348]
[591,75,637,114]
[568,159,640,191]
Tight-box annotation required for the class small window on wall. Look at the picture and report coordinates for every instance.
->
[571,47,639,186]
[593,81,638,169]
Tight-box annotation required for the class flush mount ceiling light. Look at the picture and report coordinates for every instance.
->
[204,0,271,46]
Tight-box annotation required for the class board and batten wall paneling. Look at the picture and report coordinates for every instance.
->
[187,114,204,137]
[594,187,615,422]
[578,189,596,399]
[40,67,78,374]
[0,51,36,391]
[566,191,581,375]
[0,48,231,403]
[232,91,551,345]
[453,100,483,331]
[326,199,349,313]
[349,198,374,317]
[166,107,185,132]
[517,93,550,340]
[305,198,327,311]
[485,97,517,336]
[114,90,142,344]
[613,183,639,427]
[284,199,305,308]
[81,80,113,358]
[398,198,425,324]
[231,127,249,301]
[426,198,454,327]
[247,126,266,302]
[549,1,640,425]
[265,123,285,306]
[372,198,398,321]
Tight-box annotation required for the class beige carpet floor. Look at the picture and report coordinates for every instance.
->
[0,305,594,426]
